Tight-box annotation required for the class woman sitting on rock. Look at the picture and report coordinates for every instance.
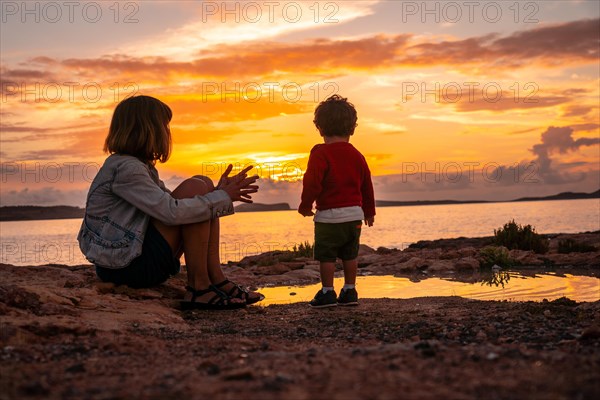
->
[78,95,263,310]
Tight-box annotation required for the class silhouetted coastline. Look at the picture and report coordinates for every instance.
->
[1,190,598,221]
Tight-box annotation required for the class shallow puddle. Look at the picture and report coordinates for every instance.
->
[257,272,600,305]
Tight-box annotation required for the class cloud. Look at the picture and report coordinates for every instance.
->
[532,126,600,156]
[0,67,54,80]
[363,121,407,135]
[0,187,88,207]
[0,67,56,97]
[45,34,409,83]
[0,124,50,133]
[243,178,302,207]
[120,1,382,61]
[0,124,52,143]
[561,105,595,117]
[8,18,596,88]
[571,123,600,132]
[530,126,600,184]
[0,121,102,143]
[509,127,539,135]
[403,18,599,69]
[353,125,600,200]
[438,88,580,113]
[14,126,107,160]
[490,18,599,64]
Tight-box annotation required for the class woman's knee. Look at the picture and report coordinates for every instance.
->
[172,177,212,198]
[191,175,215,190]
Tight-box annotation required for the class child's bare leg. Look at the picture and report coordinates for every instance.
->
[310,257,338,306]
[338,258,359,306]
[319,262,336,288]
[342,259,358,285]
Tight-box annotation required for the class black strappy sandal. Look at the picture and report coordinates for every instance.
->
[180,285,246,310]
[214,279,265,305]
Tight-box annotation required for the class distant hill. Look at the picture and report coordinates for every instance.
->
[0,206,84,221]
[1,190,597,221]
[234,203,292,213]
[376,199,485,207]
[376,190,600,207]
[512,190,600,202]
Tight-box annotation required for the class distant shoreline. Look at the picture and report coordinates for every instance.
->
[0,190,598,222]
[376,189,599,207]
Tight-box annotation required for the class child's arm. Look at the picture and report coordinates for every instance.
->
[361,160,376,227]
[298,148,327,216]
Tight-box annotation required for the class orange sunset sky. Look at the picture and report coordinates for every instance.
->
[1,0,599,207]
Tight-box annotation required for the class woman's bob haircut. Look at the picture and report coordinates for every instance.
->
[104,95,173,163]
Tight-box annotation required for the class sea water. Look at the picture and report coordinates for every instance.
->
[1,199,597,266]
[1,199,598,302]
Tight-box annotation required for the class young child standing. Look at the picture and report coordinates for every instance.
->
[298,95,376,308]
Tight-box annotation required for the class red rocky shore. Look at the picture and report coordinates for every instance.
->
[226,231,600,286]
[0,232,599,399]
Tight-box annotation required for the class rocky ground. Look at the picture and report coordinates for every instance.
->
[231,231,600,286]
[1,232,599,399]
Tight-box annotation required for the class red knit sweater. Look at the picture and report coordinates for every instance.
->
[299,142,376,218]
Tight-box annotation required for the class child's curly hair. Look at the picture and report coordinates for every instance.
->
[313,94,358,137]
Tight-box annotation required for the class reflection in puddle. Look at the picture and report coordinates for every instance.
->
[481,267,511,288]
[257,272,600,306]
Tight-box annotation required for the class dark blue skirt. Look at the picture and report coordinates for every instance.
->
[95,223,180,288]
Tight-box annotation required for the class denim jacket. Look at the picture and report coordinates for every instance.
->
[77,154,233,268]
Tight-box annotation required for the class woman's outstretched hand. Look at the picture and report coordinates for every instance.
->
[217,164,259,203]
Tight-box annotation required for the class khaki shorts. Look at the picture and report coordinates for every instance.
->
[314,220,363,262]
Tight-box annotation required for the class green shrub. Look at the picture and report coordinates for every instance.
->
[479,246,515,269]
[292,241,314,258]
[557,238,597,253]
[494,220,549,254]
[255,242,314,266]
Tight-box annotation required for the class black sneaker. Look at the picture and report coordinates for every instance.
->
[309,289,337,308]
[338,288,359,306]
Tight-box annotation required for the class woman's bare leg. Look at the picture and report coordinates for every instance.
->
[152,177,209,255]
[152,176,240,303]
[153,177,211,289]
[185,176,229,285]
[206,216,226,283]
[153,175,255,303]
[205,207,262,302]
